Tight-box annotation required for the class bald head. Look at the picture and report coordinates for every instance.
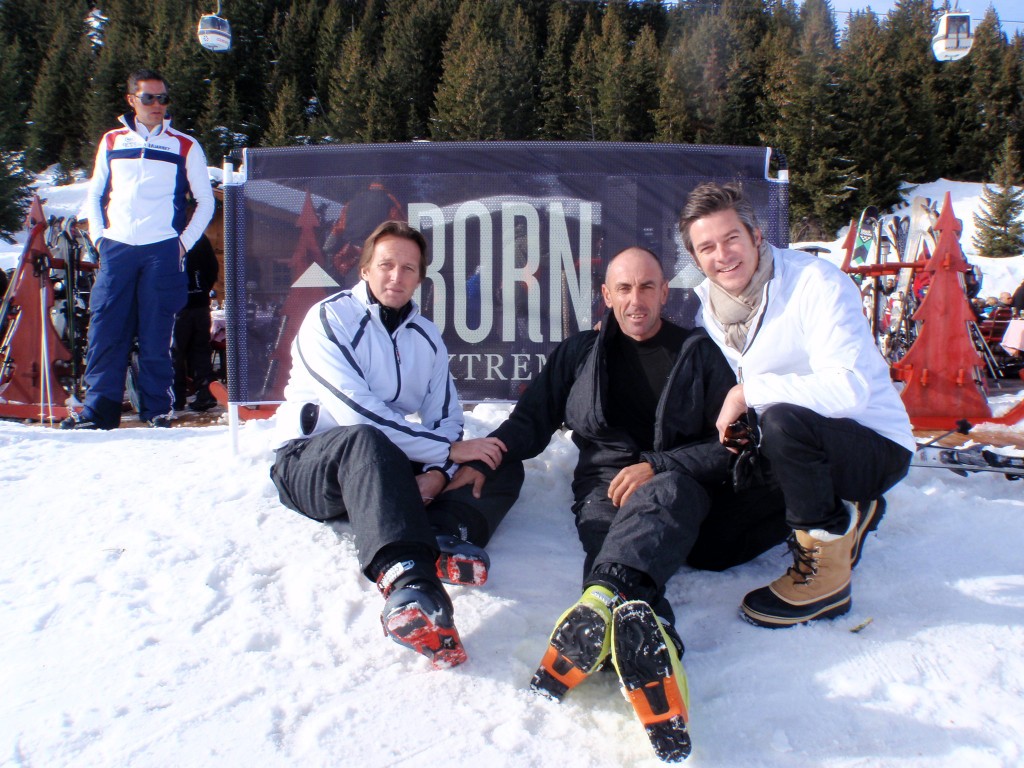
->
[604,247,663,283]
[601,247,669,341]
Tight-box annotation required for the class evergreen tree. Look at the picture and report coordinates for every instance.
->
[881,0,940,184]
[655,19,703,143]
[656,7,733,144]
[717,0,770,146]
[834,10,906,213]
[598,4,631,137]
[589,4,660,142]
[625,0,669,45]
[0,151,32,244]
[536,2,579,139]
[593,2,632,140]
[196,80,245,163]
[625,25,661,142]
[326,27,372,142]
[160,35,210,136]
[567,13,601,140]
[315,0,365,115]
[150,1,210,135]
[430,2,505,140]
[760,0,851,237]
[1008,31,1024,167]
[973,137,1024,258]
[25,3,93,171]
[264,77,306,146]
[0,37,27,150]
[370,0,458,141]
[83,1,148,152]
[358,0,389,55]
[497,3,538,140]
[269,0,322,135]
[204,0,283,147]
[146,0,190,57]
[952,9,1017,180]
[0,0,49,135]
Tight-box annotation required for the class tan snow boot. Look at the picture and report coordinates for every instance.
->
[740,520,856,628]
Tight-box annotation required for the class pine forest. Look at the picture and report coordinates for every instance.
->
[2,0,1024,240]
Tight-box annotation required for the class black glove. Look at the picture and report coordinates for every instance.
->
[727,410,769,492]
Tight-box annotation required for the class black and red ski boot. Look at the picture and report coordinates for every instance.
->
[377,559,467,669]
[435,534,490,587]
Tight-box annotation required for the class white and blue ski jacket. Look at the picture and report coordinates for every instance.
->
[275,281,465,476]
[82,113,214,252]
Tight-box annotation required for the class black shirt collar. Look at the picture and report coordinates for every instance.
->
[366,288,412,334]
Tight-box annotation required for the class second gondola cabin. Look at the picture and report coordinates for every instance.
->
[198,12,231,53]
[932,9,973,62]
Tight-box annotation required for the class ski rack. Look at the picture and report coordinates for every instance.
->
[0,199,96,423]
[844,193,1024,432]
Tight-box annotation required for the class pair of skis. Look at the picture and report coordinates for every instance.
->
[848,198,939,364]
[913,444,1024,479]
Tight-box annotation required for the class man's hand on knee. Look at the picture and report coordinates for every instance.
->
[444,466,487,499]
[449,437,507,470]
[608,462,654,507]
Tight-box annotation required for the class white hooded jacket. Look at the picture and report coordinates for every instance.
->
[695,244,916,453]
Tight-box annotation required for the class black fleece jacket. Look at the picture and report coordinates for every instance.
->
[475,312,737,493]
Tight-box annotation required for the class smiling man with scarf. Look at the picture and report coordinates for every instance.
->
[679,182,915,628]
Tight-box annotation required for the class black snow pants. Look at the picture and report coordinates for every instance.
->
[270,424,524,580]
[572,468,787,621]
[757,403,912,535]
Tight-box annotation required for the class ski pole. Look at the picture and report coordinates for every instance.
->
[917,418,973,448]
[39,278,52,424]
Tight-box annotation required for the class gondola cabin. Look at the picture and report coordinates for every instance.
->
[932,10,972,62]
[198,14,231,53]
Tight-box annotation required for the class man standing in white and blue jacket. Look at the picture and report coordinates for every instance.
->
[64,69,214,429]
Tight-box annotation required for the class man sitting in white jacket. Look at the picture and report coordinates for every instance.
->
[679,182,915,628]
[270,221,523,668]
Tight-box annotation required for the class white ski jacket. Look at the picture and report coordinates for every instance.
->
[695,244,916,453]
[275,281,464,475]
[82,113,214,252]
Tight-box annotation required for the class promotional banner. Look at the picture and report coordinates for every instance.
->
[223,142,788,403]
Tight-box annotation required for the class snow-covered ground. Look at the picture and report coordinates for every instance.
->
[2,173,1024,767]
[2,403,1023,768]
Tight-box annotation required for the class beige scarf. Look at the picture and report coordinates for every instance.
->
[705,241,774,352]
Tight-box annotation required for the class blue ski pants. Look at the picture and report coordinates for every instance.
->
[82,237,186,426]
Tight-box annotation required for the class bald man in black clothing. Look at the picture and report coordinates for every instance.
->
[447,247,786,760]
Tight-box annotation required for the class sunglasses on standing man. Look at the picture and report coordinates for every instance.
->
[134,92,171,106]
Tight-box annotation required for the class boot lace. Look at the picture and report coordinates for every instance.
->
[783,533,819,584]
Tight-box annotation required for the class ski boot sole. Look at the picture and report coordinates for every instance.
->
[434,535,489,587]
[436,551,488,587]
[382,602,467,670]
[612,601,691,763]
[530,602,611,700]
